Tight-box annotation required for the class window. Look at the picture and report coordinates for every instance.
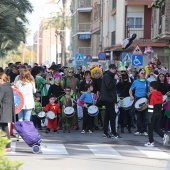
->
[112,0,116,9]
[111,31,116,45]
[127,17,143,28]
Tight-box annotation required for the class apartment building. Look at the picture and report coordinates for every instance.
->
[102,0,169,69]
[71,0,92,58]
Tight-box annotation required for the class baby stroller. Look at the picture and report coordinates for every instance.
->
[14,121,45,154]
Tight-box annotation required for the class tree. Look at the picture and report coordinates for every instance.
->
[0,0,33,67]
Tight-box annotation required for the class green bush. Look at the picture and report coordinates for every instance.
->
[0,130,23,170]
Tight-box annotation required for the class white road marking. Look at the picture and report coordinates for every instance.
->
[135,146,170,159]
[41,144,68,155]
[87,145,121,157]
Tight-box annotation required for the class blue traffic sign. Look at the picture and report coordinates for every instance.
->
[98,52,106,60]
[131,55,143,66]
[122,53,132,63]
[75,53,84,60]
[85,55,92,62]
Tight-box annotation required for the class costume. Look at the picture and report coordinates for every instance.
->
[44,103,61,131]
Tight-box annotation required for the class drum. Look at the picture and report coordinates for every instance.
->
[38,111,46,119]
[88,105,99,116]
[47,111,55,119]
[135,98,148,111]
[163,95,168,105]
[64,107,75,118]
[121,97,134,110]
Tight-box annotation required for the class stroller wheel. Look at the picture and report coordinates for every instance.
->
[32,145,40,154]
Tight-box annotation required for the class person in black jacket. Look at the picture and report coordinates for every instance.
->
[100,64,121,138]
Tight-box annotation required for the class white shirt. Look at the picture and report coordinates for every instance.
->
[146,74,157,82]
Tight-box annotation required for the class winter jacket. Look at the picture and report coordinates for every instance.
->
[148,90,163,113]
[99,70,117,103]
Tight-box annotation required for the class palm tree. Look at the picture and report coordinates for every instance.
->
[0,0,33,66]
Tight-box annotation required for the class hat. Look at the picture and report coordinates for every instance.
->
[109,64,117,69]
[139,68,145,73]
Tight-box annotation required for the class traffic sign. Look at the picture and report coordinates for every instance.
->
[132,44,143,54]
[98,52,106,60]
[75,53,84,60]
[85,55,92,62]
[122,53,132,63]
[131,55,143,66]
[75,61,84,69]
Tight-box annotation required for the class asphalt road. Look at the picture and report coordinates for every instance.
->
[6,121,170,170]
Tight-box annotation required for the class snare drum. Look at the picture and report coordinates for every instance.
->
[88,105,99,116]
[121,97,134,110]
[64,107,75,118]
[163,95,168,105]
[135,98,148,111]
[47,111,55,119]
[38,111,46,119]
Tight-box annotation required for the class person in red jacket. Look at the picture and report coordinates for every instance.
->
[145,81,169,147]
[44,95,61,134]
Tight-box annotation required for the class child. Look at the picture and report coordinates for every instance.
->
[145,81,169,147]
[31,93,42,130]
[60,87,75,133]
[44,95,61,134]
[79,84,96,134]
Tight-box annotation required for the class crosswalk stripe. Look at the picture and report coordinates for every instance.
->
[87,145,121,157]
[135,146,170,159]
[41,144,68,155]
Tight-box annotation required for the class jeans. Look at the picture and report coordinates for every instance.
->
[136,109,147,133]
[18,109,32,122]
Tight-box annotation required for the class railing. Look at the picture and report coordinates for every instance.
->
[126,25,153,40]
[78,47,91,56]
[78,23,91,32]
[79,0,91,8]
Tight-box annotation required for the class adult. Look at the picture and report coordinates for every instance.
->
[75,66,84,81]
[129,68,150,136]
[100,64,121,138]
[157,71,170,130]
[146,64,157,82]
[14,70,36,121]
[0,73,15,152]
[9,64,19,83]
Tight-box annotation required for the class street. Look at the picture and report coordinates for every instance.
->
[7,121,170,170]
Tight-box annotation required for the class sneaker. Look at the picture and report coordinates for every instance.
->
[95,126,99,130]
[45,128,50,134]
[111,134,123,139]
[89,130,93,134]
[163,134,169,146]
[53,130,59,133]
[67,130,70,133]
[5,148,12,153]
[144,142,154,147]
[134,132,142,136]
[142,132,148,136]
[81,130,86,134]
[103,134,111,138]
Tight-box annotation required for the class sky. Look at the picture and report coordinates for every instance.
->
[26,0,62,45]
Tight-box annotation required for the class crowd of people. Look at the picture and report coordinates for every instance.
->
[0,61,170,152]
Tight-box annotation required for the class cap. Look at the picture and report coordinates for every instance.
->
[109,64,117,69]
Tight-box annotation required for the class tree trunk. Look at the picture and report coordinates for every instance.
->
[61,0,68,66]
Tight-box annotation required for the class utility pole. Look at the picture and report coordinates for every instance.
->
[61,0,68,66]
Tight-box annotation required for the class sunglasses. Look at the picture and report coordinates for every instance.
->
[121,71,126,73]
[68,71,73,73]
[94,72,99,74]
[77,69,81,70]
[50,98,56,100]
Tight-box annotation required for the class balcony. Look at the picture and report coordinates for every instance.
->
[78,47,92,56]
[152,15,170,42]
[78,23,91,32]
[78,0,92,12]
[126,25,153,42]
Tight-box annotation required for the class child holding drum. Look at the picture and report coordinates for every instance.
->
[60,87,76,133]
[145,81,169,147]
[44,95,61,134]
[79,84,96,134]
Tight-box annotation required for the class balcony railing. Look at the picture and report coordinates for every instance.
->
[79,0,91,8]
[126,25,153,41]
[78,47,91,56]
[78,23,91,32]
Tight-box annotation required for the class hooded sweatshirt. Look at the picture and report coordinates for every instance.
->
[148,91,163,113]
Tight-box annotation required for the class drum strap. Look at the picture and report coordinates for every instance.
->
[145,80,149,98]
